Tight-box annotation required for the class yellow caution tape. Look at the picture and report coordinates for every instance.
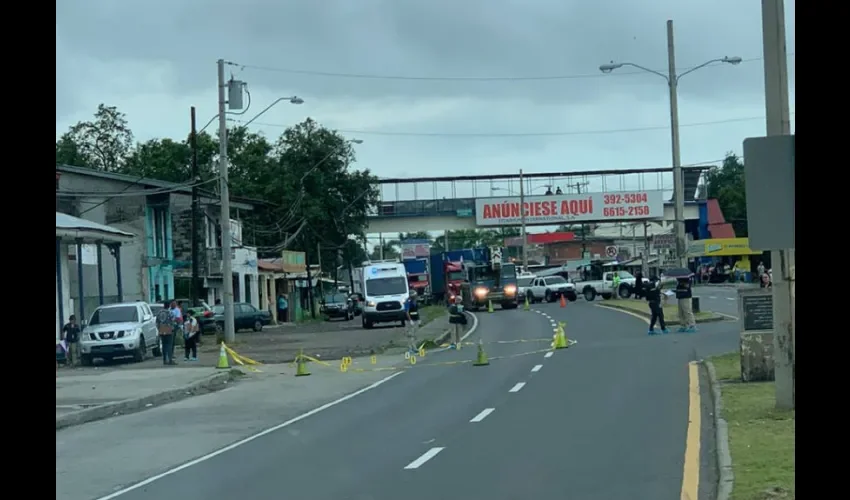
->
[299,354,333,367]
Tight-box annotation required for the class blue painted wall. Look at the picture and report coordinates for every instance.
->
[145,205,175,303]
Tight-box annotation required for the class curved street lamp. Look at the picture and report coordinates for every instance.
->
[599,20,741,267]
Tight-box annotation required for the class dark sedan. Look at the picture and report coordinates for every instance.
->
[213,303,272,332]
[321,293,355,321]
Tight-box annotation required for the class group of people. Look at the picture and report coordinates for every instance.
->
[155,301,200,365]
[636,275,697,335]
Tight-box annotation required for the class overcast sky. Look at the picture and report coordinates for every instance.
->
[56,0,795,202]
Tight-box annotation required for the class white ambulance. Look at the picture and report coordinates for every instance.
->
[360,260,410,329]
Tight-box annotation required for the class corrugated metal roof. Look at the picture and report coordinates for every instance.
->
[56,212,135,237]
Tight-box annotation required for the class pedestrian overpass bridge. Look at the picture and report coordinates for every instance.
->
[366,166,708,234]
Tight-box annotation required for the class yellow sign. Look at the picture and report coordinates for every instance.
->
[687,238,762,257]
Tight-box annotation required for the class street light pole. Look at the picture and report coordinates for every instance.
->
[599,22,741,268]
[519,169,528,270]
[217,59,237,344]
[666,20,687,268]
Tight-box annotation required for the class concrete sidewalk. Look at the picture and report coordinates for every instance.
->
[56,367,232,429]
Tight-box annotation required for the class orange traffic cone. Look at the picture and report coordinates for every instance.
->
[559,295,567,308]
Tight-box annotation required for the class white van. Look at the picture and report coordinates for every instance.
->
[361,261,410,329]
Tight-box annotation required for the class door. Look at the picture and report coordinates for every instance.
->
[531,278,544,297]
[140,304,156,346]
[603,272,614,293]
[234,304,249,329]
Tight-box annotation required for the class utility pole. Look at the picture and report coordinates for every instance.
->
[217,59,236,343]
[304,237,316,318]
[666,20,687,268]
[574,182,588,258]
[761,0,794,409]
[190,107,201,307]
[317,242,323,279]
[519,169,528,270]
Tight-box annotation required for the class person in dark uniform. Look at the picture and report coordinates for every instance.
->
[62,315,82,366]
[644,278,669,335]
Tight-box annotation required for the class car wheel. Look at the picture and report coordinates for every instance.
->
[618,285,631,299]
[526,291,535,303]
[544,290,554,302]
[134,337,147,362]
[583,287,596,301]
[567,293,578,302]
[253,320,263,332]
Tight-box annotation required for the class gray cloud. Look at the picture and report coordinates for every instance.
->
[56,0,795,186]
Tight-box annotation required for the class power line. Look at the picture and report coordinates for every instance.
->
[233,115,792,138]
[234,53,794,82]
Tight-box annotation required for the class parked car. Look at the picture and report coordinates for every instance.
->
[173,298,219,335]
[321,293,355,321]
[79,302,162,365]
[213,302,272,332]
[526,276,578,303]
[517,276,535,303]
[348,293,364,316]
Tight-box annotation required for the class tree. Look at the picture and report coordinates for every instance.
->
[56,104,134,171]
[268,119,379,253]
[705,153,748,235]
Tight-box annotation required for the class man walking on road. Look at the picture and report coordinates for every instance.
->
[61,315,81,366]
[674,278,696,333]
[644,279,669,335]
[447,296,467,349]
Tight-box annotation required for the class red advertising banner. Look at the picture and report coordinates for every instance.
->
[475,191,664,226]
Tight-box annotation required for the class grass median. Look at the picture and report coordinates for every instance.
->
[711,353,795,500]
[598,298,721,324]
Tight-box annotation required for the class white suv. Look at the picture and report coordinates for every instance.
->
[79,302,161,365]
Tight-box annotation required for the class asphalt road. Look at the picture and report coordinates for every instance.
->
[692,286,742,317]
[92,301,739,500]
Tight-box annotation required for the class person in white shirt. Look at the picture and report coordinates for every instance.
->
[183,310,200,361]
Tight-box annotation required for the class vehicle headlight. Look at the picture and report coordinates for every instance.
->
[367,301,376,307]
[504,285,517,295]
[474,287,488,298]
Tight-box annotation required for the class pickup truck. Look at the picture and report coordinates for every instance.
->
[526,276,577,303]
[576,270,649,301]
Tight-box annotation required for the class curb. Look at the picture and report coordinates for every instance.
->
[596,304,727,325]
[56,371,235,431]
[703,360,735,500]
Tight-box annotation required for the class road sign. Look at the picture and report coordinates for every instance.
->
[605,246,618,258]
[652,233,676,250]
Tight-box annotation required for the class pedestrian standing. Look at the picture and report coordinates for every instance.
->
[277,293,289,323]
[644,279,669,335]
[404,296,418,355]
[183,310,199,361]
[62,315,81,366]
[611,272,621,300]
[447,296,467,349]
[267,295,278,326]
[156,305,175,365]
[674,278,697,333]
[167,300,183,364]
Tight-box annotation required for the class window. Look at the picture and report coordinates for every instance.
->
[152,207,168,257]
[365,277,408,296]
[500,264,517,279]
[546,276,567,285]
[517,277,533,287]
[90,306,139,325]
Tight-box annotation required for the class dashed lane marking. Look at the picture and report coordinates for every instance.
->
[404,447,445,470]
[531,364,543,373]
[509,382,526,393]
[469,408,495,423]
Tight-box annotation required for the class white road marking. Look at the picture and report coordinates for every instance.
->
[469,408,495,423]
[544,352,554,359]
[404,447,445,469]
[709,296,718,299]
[531,364,543,373]
[93,371,405,500]
[509,382,526,393]
[726,297,735,301]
